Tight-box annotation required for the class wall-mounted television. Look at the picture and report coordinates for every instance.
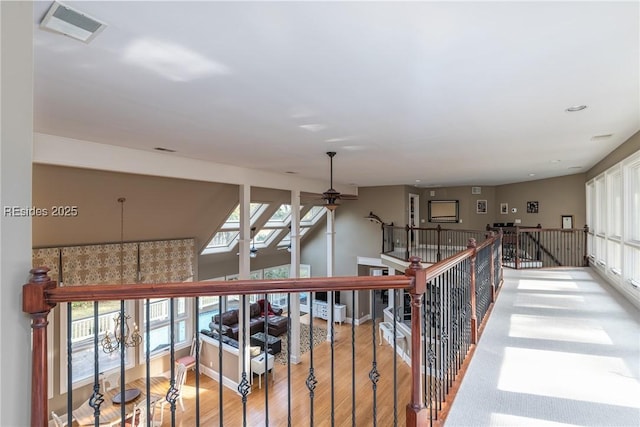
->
[428,200,459,223]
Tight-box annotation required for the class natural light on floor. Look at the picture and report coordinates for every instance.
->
[508,314,613,345]
[497,347,638,408]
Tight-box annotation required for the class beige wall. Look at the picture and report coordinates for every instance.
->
[587,131,640,179]
[420,186,497,230]
[33,164,238,249]
[496,174,587,229]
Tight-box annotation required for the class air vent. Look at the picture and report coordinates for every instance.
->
[471,186,481,195]
[40,1,107,43]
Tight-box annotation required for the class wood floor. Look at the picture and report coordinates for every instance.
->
[158,319,412,426]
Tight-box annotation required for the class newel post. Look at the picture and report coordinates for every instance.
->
[404,257,428,426]
[468,239,478,344]
[22,267,57,427]
[583,225,590,267]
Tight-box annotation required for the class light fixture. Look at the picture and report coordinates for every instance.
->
[40,1,107,43]
[101,197,141,354]
[249,226,258,258]
[101,312,142,354]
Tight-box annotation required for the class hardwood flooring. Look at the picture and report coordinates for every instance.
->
[158,319,412,426]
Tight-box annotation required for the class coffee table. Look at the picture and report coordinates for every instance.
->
[250,332,282,354]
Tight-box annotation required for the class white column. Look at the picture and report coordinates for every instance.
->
[326,209,335,340]
[237,185,251,383]
[289,190,301,363]
[0,1,34,424]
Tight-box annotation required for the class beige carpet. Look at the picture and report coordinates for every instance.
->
[275,323,326,365]
[446,268,640,427]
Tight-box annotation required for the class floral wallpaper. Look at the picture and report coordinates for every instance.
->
[32,247,60,282]
[61,243,138,286]
[35,238,194,286]
[139,239,194,283]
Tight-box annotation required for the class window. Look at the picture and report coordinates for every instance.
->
[203,203,267,254]
[60,301,136,391]
[586,149,640,303]
[139,297,190,359]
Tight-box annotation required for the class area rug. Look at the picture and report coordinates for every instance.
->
[275,323,326,365]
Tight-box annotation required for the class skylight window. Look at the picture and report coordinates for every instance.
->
[265,204,293,227]
[301,206,326,226]
[203,203,267,254]
[222,203,267,229]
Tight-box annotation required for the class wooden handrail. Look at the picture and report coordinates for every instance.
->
[44,275,413,304]
[24,231,503,427]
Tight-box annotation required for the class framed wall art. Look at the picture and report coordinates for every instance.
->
[561,215,574,229]
[526,201,539,214]
[476,200,487,214]
[500,203,508,214]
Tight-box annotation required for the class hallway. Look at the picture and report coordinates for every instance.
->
[446,268,640,427]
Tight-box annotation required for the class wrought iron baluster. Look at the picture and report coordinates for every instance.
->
[218,305,224,427]
[287,293,292,427]
[369,291,379,427]
[195,296,201,427]
[119,300,126,426]
[392,289,398,426]
[145,298,151,427]
[237,295,250,426]
[306,295,317,425]
[89,302,102,427]
[330,291,335,426]
[263,293,270,426]
[351,289,356,427]
[166,298,178,426]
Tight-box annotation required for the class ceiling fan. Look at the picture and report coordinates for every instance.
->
[321,151,357,211]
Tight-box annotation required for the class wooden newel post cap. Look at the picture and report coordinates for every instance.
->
[467,238,477,249]
[29,266,51,283]
[406,257,423,274]
[23,267,56,315]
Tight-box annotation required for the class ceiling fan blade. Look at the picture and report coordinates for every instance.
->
[340,194,358,200]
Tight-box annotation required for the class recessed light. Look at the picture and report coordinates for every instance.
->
[591,134,613,140]
[565,105,587,112]
[415,179,421,183]
[285,171,297,175]
[529,173,536,177]
[154,147,176,153]
[568,166,582,170]
[550,160,561,163]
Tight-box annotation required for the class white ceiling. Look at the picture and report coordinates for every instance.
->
[33,1,639,188]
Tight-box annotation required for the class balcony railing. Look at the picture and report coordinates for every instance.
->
[487,225,588,269]
[382,225,490,263]
[24,234,502,427]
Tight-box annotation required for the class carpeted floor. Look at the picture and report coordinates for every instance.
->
[275,323,326,365]
[446,268,640,427]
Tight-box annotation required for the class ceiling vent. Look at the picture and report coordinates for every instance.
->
[40,1,107,43]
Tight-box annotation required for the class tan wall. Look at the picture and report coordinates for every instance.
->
[587,131,640,179]
[496,174,587,229]
[33,164,237,249]
[420,186,497,230]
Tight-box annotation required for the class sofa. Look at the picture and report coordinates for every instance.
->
[209,299,288,340]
